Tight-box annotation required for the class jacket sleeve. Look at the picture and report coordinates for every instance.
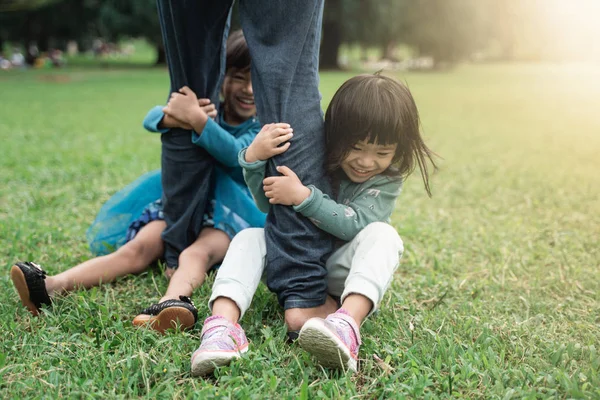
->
[192,119,259,168]
[238,148,270,213]
[142,106,169,133]
[293,178,402,240]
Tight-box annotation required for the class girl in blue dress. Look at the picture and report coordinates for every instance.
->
[10,31,265,333]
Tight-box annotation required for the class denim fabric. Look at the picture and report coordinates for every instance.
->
[239,0,334,309]
[209,223,403,318]
[157,0,334,308]
[156,0,233,267]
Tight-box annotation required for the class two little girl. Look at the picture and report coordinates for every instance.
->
[11,65,435,374]
[191,73,436,375]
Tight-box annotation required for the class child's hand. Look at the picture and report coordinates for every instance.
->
[160,113,193,130]
[163,86,208,130]
[245,123,293,163]
[263,166,311,206]
[199,98,217,120]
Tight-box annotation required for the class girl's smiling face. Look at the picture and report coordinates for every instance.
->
[222,68,255,125]
[341,138,397,183]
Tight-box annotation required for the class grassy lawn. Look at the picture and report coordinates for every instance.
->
[0,63,599,399]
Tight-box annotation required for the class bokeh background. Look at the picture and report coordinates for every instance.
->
[0,1,598,399]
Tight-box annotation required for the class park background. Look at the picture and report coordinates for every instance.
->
[0,0,599,398]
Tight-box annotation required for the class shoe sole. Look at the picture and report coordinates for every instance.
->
[10,265,40,316]
[190,345,249,377]
[132,306,196,334]
[298,318,357,372]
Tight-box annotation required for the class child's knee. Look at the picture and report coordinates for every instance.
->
[360,222,403,252]
[116,241,144,260]
[179,245,211,266]
[115,242,152,271]
[232,228,265,247]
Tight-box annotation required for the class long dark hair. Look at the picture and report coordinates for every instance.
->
[324,73,438,196]
[225,30,251,72]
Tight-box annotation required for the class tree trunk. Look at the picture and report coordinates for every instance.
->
[38,33,50,52]
[320,0,342,70]
[155,43,166,65]
[320,18,341,70]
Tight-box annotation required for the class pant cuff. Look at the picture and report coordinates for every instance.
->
[208,278,253,319]
[282,296,327,310]
[342,277,382,318]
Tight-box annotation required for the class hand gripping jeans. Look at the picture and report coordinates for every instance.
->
[156,0,333,308]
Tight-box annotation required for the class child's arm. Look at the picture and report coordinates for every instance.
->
[142,106,173,133]
[238,149,270,213]
[192,119,258,167]
[263,169,402,240]
[164,86,257,167]
[162,86,210,133]
[238,123,294,213]
[143,98,215,133]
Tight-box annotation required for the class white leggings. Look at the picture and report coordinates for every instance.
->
[209,222,404,318]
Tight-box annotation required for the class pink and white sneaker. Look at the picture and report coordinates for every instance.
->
[298,309,361,372]
[190,316,249,377]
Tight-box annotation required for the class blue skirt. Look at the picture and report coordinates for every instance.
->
[87,168,266,256]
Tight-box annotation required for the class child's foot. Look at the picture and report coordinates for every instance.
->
[298,309,361,372]
[132,296,198,334]
[10,261,52,316]
[190,316,249,377]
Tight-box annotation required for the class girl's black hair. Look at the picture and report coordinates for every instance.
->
[226,30,251,72]
[324,73,438,196]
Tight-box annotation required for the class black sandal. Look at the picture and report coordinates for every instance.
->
[287,330,300,343]
[10,261,52,316]
[132,296,198,334]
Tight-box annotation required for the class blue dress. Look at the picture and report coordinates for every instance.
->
[87,106,266,256]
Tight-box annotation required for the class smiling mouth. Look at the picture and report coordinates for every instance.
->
[351,167,373,175]
[237,97,255,106]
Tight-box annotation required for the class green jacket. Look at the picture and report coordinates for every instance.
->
[238,148,403,241]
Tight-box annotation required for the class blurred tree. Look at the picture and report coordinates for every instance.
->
[337,0,412,64]
[97,0,164,64]
[358,0,410,61]
[339,0,498,67]
[486,0,548,62]
[4,0,586,67]
[0,0,164,63]
[0,0,62,12]
[0,0,99,55]
[320,0,342,69]
[404,0,491,66]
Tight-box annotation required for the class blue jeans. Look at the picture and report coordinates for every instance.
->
[156,0,232,268]
[156,0,334,309]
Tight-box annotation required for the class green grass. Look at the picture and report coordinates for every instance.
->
[1,63,599,399]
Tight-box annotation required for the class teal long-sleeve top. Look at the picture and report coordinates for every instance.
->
[238,148,403,241]
[143,105,261,182]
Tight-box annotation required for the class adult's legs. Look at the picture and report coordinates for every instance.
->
[156,0,233,267]
[239,0,335,326]
[209,228,336,325]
